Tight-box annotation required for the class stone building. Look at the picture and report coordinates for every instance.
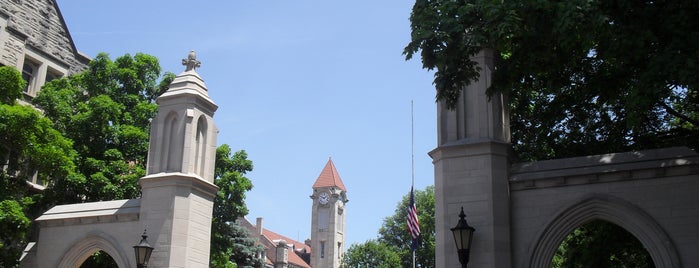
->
[238,217,312,268]
[240,158,348,268]
[0,0,89,102]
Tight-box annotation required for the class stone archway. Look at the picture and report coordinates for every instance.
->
[58,233,131,268]
[527,194,681,268]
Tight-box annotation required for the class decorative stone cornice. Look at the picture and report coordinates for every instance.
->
[428,138,511,161]
[35,199,141,227]
[140,172,219,198]
[510,147,699,191]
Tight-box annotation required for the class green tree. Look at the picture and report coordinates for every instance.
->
[552,220,654,268]
[0,104,77,184]
[210,146,262,268]
[0,66,77,267]
[210,222,264,268]
[342,239,402,268]
[378,185,435,268]
[405,0,699,161]
[34,52,174,204]
[0,197,31,268]
[0,66,24,104]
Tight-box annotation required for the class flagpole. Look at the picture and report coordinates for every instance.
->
[411,100,416,268]
[411,101,415,188]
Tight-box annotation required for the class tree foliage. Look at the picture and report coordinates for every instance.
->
[33,52,174,204]
[377,185,435,268]
[0,197,31,268]
[1,66,76,183]
[342,186,435,268]
[0,67,77,267]
[210,146,262,268]
[552,220,654,268]
[342,239,402,268]
[0,103,77,182]
[0,66,25,104]
[211,221,264,268]
[406,0,699,161]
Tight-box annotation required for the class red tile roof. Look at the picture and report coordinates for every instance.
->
[239,217,311,268]
[312,158,346,191]
[261,228,311,268]
[261,228,311,255]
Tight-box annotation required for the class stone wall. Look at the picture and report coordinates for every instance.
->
[0,13,24,67]
[30,199,141,268]
[510,147,699,267]
[0,0,88,73]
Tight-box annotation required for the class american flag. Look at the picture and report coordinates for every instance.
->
[407,186,420,251]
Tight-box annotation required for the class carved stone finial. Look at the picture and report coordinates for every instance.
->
[182,50,201,72]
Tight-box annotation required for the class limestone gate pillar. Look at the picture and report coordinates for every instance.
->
[22,52,220,268]
[140,51,219,267]
[429,49,512,268]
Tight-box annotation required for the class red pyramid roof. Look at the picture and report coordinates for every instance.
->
[312,158,346,191]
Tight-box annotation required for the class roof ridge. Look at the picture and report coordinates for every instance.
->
[263,228,307,249]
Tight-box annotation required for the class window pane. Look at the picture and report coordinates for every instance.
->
[22,62,34,92]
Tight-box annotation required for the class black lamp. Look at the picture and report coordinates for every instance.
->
[451,207,475,268]
[133,229,154,268]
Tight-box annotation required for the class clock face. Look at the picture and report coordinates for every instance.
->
[319,192,330,205]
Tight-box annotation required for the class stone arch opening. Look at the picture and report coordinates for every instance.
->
[59,233,130,268]
[79,250,118,268]
[527,194,681,268]
[551,219,653,267]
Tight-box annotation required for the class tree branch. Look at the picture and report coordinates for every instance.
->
[661,102,699,127]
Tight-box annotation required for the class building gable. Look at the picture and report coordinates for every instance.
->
[0,0,88,74]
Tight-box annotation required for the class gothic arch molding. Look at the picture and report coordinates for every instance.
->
[194,115,208,176]
[527,194,681,268]
[58,232,130,268]
[162,111,183,172]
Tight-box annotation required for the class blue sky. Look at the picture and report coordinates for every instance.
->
[58,0,436,247]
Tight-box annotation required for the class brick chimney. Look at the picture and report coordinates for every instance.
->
[256,217,264,236]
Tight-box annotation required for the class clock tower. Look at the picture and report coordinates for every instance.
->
[310,158,348,268]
